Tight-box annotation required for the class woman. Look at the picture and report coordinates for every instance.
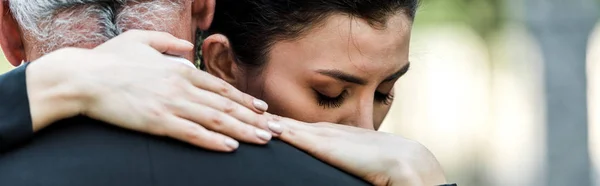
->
[195,1,447,185]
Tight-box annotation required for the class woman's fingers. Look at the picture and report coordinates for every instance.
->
[271,116,323,148]
[175,66,268,114]
[189,87,275,133]
[121,29,193,56]
[163,116,239,152]
[271,115,319,134]
[173,100,272,145]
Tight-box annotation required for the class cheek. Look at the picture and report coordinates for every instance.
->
[255,76,313,121]
[245,72,332,123]
[373,104,392,130]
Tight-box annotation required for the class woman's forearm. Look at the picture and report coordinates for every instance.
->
[25,51,89,132]
[0,48,96,151]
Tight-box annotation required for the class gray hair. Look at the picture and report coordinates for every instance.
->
[9,0,184,54]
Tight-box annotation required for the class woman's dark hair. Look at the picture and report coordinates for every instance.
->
[201,0,418,71]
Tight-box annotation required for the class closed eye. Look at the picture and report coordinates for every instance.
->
[315,90,348,108]
[374,91,394,105]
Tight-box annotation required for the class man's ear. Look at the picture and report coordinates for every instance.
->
[192,0,215,30]
[202,34,240,84]
[0,1,26,66]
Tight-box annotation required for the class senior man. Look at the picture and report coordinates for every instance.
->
[0,0,449,186]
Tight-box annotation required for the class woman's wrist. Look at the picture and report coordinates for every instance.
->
[387,140,448,186]
[26,48,91,132]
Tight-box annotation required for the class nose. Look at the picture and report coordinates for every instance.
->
[339,96,375,130]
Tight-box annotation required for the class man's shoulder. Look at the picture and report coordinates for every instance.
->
[0,63,34,152]
[0,117,368,186]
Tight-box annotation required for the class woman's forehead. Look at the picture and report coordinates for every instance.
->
[268,14,411,78]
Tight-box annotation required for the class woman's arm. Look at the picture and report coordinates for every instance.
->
[273,115,453,186]
[0,60,83,151]
[0,30,281,152]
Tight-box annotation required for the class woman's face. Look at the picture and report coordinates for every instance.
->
[236,13,412,130]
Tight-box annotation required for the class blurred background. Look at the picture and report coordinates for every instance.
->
[0,0,598,185]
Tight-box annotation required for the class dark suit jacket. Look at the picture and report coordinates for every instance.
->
[0,64,369,186]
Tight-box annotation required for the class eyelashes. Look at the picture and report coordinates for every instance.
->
[375,91,394,105]
[315,90,395,109]
[316,90,348,108]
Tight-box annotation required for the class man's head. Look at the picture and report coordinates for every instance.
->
[0,0,215,66]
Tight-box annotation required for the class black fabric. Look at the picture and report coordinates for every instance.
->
[0,63,33,152]
[0,117,369,186]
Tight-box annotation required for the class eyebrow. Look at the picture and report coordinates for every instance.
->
[316,62,411,85]
[384,62,410,82]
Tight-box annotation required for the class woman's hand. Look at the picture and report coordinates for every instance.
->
[272,116,447,186]
[26,30,280,152]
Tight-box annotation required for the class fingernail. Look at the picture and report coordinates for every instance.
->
[268,121,283,134]
[256,129,272,141]
[225,138,239,149]
[253,99,269,112]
